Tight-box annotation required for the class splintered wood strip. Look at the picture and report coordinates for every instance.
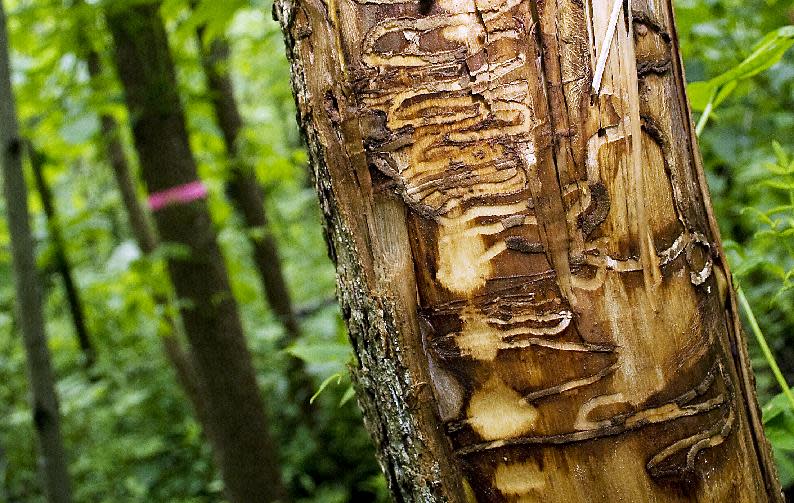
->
[591,0,624,94]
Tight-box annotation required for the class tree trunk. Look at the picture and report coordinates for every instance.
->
[199,34,299,345]
[104,4,286,502]
[275,0,783,501]
[86,59,159,256]
[82,44,211,430]
[0,5,73,503]
[28,146,96,368]
[196,32,314,410]
[0,440,7,501]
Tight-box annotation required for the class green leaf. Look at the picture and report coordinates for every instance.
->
[339,386,356,407]
[765,163,794,176]
[712,80,738,109]
[130,437,167,459]
[713,26,794,86]
[764,388,794,423]
[688,25,794,112]
[774,449,794,488]
[286,341,352,365]
[310,372,343,404]
[180,0,247,43]
[763,390,794,487]
[687,81,714,111]
[772,141,791,167]
[759,179,794,191]
[765,402,794,487]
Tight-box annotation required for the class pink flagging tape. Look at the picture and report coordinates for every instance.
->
[148,180,208,211]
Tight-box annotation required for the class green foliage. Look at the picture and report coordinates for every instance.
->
[1,0,385,501]
[729,142,794,296]
[764,389,794,487]
[729,138,794,489]
[176,0,249,43]
[688,25,794,112]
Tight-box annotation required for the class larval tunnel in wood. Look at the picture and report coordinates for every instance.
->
[276,0,783,500]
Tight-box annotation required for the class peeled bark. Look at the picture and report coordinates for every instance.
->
[275,0,782,500]
[105,4,286,502]
[0,5,72,503]
[29,147,96,368]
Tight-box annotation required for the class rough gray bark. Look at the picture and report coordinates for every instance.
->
[275,0,782,500]
[104,3,286,502]
[0,4,73,502]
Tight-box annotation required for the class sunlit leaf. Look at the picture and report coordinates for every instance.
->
[688,25,794,112]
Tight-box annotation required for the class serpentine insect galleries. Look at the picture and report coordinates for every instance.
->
[275,0,783,500]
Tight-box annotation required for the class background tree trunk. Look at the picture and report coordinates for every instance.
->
[0,4,72,503]
[85,50,159,256]
[28,146,96,368]
[81,43,211,435]
[197,32,314,410]
[0,440,7,501]
[105,4,286,502]
[197,36,299,337]
[275,0,783,501]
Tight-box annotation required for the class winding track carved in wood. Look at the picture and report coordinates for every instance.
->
[350,0,738,497]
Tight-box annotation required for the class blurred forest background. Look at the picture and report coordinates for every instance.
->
[0,0,792,501]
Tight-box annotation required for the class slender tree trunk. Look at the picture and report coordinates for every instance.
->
[95,95,213,452]
[89,87,158,254]
[196,32,313,409]
[0,4,72,503]
[28,146,96,368]
[82,45,211,426]
[104,4,286,502]
[275,0,783,501]
[200,34,299,342]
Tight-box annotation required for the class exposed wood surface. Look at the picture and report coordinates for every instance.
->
[276,0,782,500]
